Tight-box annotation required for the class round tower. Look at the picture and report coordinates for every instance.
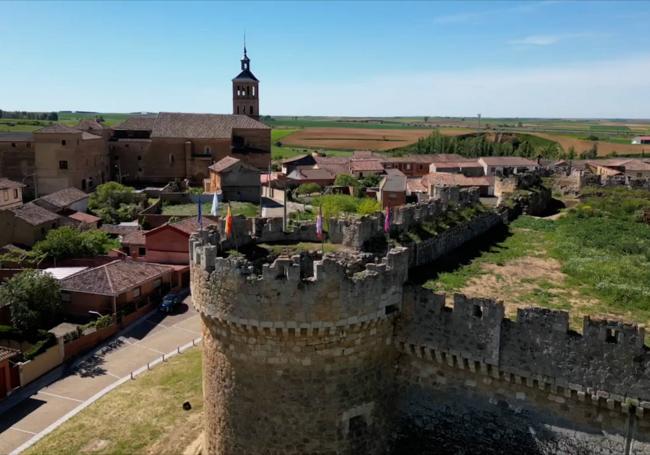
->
[232,46,259,119]
[190,237,409,454]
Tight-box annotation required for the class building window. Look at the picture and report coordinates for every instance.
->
[61,140,66,146]
[3,190,8,201]
[81,179,87,191]
[252,86,256,96]
[11,142,16,148]
[125,144,130,148]
[236,106,240,114]
[249,106,253,115]
[26,142,31,148]
[132,287,141,298]
[13,189,18,199]
[138,168,143,173]
[59,160,68,170]
[137,155,142,161]
[204,146,212,154]
[169,154,175,165]
[606,328,618,344]
[138,247,146,256]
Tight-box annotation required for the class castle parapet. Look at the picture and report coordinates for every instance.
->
[191,240,410,332]
[398,286,650,407]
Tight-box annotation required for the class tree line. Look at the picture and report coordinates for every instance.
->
[0,109,58,121]
[398,132,599,160]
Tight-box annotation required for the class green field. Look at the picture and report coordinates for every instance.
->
[265,117,427,130]
[425,187,650,327]
[26,348,203,455]
[161,200,259,217]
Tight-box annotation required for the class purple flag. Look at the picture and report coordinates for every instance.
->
[384,207,391,233]
[316,206,323,240]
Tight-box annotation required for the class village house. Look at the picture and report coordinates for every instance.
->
[378,169,407,208]
[32,187,89,213]
[59,259,173,319]
[206,156,261,202]
[0,178,25,210]
[382,154,466,177]
[0,203,63,247]
[421,172,494,196]
[33,124,109,195]
[429,159,484,177]
[0,132,35,198]
[121,229,147,259]
[350,159,385,178]
[477,156,539,176]
[280,154,317,175]
[586,158,650,179]
[142,216,218,286]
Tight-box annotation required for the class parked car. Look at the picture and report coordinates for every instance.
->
[160,287,190,313]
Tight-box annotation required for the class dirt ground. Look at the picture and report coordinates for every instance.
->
[456,256,621,329]
[281,127,434,151]
[530,132,650,156]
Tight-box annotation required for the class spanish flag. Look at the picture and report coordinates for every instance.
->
[224,205,233,238]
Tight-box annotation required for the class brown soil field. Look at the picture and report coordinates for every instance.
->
[457,256,633,329]
[281,127,435,151]
[530,132,650,157]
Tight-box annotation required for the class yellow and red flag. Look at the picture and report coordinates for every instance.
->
[224,205,233,238]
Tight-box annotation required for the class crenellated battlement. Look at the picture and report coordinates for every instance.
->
[191,241,410,329]
[398,287,650,416]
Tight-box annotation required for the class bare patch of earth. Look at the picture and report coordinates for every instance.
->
[455,256,628,329]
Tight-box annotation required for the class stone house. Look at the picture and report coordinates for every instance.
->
[0,178,25,210]
[378,169,407,208]
[33,124,109,195]
[109,112,270,185]
[586,159,650,179]
[59,259,173,319]
[421,172,494,196]
[429,159,484,177]
[281,154,317,175]
[382,154,466,177]
[0,132,35,198]
[478,156,539,176]
[286,166,337,186]
[350,159,385,178]
[0,203,63,247]
[32,187,89,213]
[206,156,261,202]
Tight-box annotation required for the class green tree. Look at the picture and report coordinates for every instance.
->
[334,174,359,188]
[0,270,62,334]
[295,183,322,195]
[89,182,141,223]
[567,146,576,160]
[32,227,118,261]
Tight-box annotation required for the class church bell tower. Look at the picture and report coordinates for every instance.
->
[232,46,259,119]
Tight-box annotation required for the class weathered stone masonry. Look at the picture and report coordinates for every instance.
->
[191,240,650,455]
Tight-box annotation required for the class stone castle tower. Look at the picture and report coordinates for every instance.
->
[232,46,259,119]
[191,242,410,454]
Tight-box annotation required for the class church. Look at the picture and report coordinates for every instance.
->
[108,47,270,185]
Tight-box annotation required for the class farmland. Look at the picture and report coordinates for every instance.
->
[279,127,435,152]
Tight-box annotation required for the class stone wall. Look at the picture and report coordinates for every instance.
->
[192,237,650,454]
[192,247,409,454]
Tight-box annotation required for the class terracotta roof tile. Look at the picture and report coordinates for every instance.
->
[350,159,385,172]
[209,156,241,173]
[35,187,88,210]
[169,216,218,235]
[61,260,172,296]
[10,203,60,226]
[68,211,101,224]
[151,112,269,139]
[122,229,147,245]
[34,124,82,134]
[113,115,157,131]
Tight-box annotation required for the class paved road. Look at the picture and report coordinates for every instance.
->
[0,301,201,454]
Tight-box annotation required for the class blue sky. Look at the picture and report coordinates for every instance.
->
[2,1,650,118]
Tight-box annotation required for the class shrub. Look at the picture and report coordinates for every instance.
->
[295,183,322,195]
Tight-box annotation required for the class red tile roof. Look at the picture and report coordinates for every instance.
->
[68,211,101,224]
[61,260,172,296]
[350,159,384,172]
[478,156,539,167]
[122,229,147,246]
[209,156,241,173]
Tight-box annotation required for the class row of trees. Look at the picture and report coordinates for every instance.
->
[0,110,58,121]
[401,132,602,160]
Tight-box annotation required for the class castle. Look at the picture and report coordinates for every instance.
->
[189,190,650,454]
[0,47,270,196]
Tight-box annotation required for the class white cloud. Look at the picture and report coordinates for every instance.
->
[508,32,600,47]
[509,35,562,46]
[263,55,650,118]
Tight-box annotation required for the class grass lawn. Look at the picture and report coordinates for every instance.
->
[258,242,346,255]
[26,348,203,455]
[425,187,650,328]
[161,200,260,217]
